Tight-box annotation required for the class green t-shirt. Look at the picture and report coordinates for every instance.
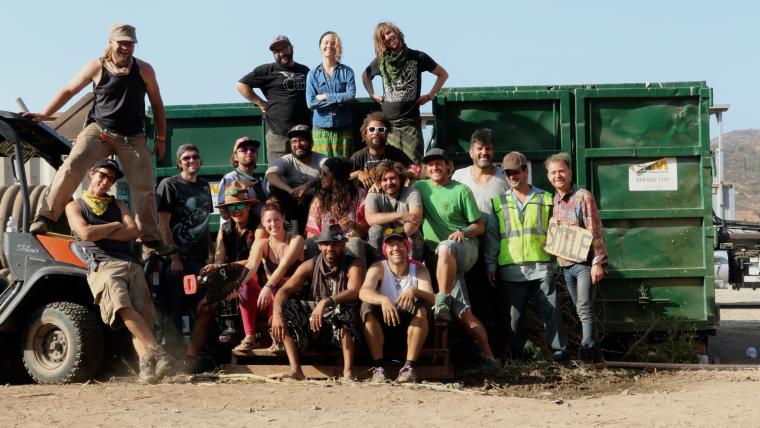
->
[413,179,482,250]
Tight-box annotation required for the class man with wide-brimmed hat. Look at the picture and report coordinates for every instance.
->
[236,35,311,168]
[359,228,435,383]
[66,159,174,384]
[25,24,175,258]
[271,223,363,381]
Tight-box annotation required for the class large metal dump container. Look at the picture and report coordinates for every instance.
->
[574,83,717,333]
[433,88,571,191]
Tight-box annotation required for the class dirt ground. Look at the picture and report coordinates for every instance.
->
[2,288,759,427]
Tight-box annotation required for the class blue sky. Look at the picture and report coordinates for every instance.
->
[2,0,757,136]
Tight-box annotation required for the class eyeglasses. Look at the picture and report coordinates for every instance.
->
[237,146,256,153]
[180,154,200,162]
[383,226,405,236]
[95,171,117,183]
[226,203,248,212]
[367,126,387,134]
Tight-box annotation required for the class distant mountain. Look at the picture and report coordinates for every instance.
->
[710,129,760,221]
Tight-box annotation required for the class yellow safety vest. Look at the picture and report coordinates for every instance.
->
[492,190,553,265]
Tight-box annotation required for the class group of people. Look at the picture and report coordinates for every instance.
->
[22,22,608,385]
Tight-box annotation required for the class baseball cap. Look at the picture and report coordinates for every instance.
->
[110,24,137,43]
[287,124,311,139]
[502,151,528,171]
[93,158,124,180]
[315,223,347,243]
[269,35,291,51]
[422,148,448,164]
[233,136,260,151]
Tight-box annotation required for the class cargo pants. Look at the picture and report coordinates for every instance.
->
[37,122,161,242]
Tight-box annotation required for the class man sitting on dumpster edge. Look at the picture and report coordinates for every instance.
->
[66,159,174,384]
[270,223,363,380]
[359,228,435,383]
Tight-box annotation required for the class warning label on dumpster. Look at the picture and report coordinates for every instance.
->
[628,157,677,191]
[544,219,592,263]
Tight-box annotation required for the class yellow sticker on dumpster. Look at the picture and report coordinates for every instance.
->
[628,157,677,191]
[544,219,592,263]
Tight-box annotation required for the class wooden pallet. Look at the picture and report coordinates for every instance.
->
[228,321,452,380]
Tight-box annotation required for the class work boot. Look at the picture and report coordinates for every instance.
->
[396,365,417,384]
[142,240,179,258]
[433,293,453,322]
[370,366,386,383]
[152,345,176,380]
[29,216,53,234]
[138,353,158,384]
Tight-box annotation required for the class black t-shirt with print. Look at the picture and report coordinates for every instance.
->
[239,61,311,135]
[365,49,437,121]
[349,145,414,172]
[156,175,213,262]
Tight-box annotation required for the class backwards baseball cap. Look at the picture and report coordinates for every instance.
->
[110,24,137,43]
[233,136,260,151]
[269,35,291,51]
[422,148,448,164]
[315,223,347,243]
[502,151,528,171]
[176,143,200,159]
[93,158,124,180]
[287,124,311,140]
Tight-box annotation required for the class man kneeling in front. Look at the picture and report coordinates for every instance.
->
[360,228,435,383]
[66,159,173,383]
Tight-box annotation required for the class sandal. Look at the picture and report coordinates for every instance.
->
[218,326,238,344]
[233,335,260,352]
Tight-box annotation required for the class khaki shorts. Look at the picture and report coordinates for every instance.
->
[87,259,156,330]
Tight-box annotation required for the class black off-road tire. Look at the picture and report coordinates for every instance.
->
[22,302,104,384]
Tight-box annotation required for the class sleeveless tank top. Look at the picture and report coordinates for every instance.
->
[379,260,417,302]
[87,59,146,135]
[74,198,134,262]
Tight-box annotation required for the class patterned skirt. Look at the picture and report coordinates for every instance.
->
[279,299,363,351]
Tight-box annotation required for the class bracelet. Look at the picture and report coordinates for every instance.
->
[264,283,274,290]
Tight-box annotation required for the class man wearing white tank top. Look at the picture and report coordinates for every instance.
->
[359,228,435,383]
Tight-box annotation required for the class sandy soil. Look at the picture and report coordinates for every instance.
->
[2,289,759,427]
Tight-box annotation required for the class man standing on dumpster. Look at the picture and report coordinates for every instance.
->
[237,35,311,168]
[25,24,175,258]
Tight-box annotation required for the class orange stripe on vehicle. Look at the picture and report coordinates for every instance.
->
[36,234,87,268]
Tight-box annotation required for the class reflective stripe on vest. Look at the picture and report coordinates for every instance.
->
[492,191,553,265]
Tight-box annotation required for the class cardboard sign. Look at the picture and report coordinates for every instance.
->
[544,219,592,263]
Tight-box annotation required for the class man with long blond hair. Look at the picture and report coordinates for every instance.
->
[361,22,448,164]
[24,24,175,258]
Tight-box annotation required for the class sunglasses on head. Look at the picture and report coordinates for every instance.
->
[181,154,200,162]
[367,126,387,134]
[226,203,247,212]
[383,226,405,236]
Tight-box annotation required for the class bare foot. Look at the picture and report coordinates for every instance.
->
[276,369,305,381]
[342,370,355,382]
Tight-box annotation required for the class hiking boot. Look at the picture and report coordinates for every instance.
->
[370,366,386,383]
[396,365,417,383]
[152,345,176,380]
[138,353,158,384]
[142,240,179,258]
[433,293,453,322]
[29,216,53,234]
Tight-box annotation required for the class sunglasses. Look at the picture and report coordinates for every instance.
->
[237,146,257,153]
[95,170,117,182]
[367,126,387,134]
[504,169,522,176]
[226,203,248,212]
[383,226,405,236]
[180,154,201,162]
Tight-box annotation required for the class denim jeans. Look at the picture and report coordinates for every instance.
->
[504,272,567,358]
[563,263,597,350]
